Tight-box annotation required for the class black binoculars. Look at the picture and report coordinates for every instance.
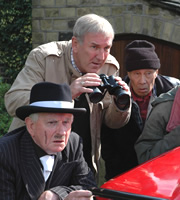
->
[88,74,130,107]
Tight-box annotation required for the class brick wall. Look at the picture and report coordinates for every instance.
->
[32,0,180,48]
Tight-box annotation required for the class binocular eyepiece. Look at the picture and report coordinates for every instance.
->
[88,74,130,107]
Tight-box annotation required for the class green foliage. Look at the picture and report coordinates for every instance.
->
[0,0,32,84]
[0,0,31,135]
[0,78,12,136]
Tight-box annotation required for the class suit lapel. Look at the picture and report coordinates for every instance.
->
[20,131,45,199]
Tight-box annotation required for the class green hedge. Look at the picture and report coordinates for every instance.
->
[0,0,32,84]
[0,78,12,136]
[0,0,32,135]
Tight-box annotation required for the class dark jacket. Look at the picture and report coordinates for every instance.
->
[0,127,96,200]
[101,74,180,180]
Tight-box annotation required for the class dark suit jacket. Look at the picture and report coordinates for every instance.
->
[0,127,96,200]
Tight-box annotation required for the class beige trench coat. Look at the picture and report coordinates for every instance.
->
[5,40,131,175]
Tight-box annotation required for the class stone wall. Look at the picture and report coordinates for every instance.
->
[32,0,180,48]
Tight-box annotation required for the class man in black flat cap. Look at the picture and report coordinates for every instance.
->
[101,40,180,180]
[0,82,96,200]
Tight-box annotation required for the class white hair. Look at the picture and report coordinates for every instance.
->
[29,113,39,122]
[73,13,114,43]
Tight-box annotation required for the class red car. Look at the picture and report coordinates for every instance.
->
[91,147,180,200]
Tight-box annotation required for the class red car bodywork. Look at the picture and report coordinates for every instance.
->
[96,147,180,200]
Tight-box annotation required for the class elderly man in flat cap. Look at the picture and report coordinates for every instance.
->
[101,40,180,180]
[0,82,96,200]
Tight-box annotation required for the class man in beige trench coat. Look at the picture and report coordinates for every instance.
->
[5,14,131,182]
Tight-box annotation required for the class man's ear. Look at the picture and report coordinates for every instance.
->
[155,69,158,78]
[25,117,35,137]
[72,36,79,53]
[127,71,131,78]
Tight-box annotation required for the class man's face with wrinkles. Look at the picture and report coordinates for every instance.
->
[26,113,73,154]
[72,32,113,74]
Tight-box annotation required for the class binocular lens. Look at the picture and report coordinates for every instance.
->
[88,87,104,103]
[116,94,130,106]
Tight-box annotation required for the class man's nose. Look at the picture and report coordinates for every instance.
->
[139,75,146,84]
[96,49,105,60]
[56,123,66,135]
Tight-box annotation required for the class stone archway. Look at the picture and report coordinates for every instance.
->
[32,0,180,48]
